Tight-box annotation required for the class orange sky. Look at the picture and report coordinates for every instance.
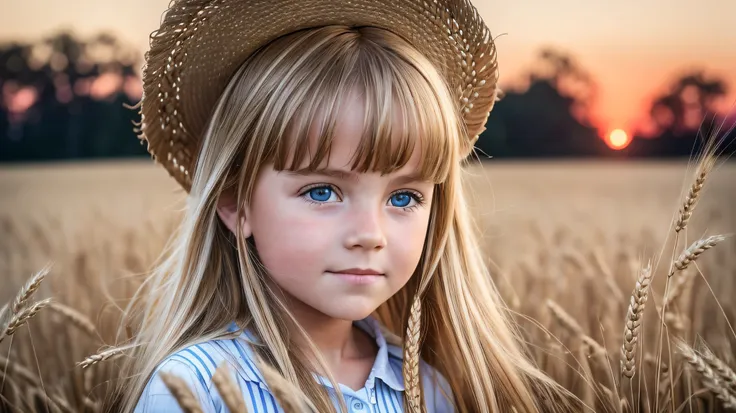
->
[2,0,735,137]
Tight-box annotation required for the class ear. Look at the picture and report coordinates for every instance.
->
[216,188,252,238]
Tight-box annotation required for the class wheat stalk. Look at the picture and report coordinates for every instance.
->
[547,299,609,379]
[580,336,607,362]
[211,363,248,413]
[403,295,422,413]
[669,235,727,277]
[0,298,52,344]
[661,267,695,309]
[591,249,625,302]
[621,261,652,379]
[83,395,100,412]
[25,387,75,413]
[677,341,736,409]
[255,357,316,412]
[547,300,584,337]
[78,347,125,369]
[160,371,204,413]
[675,155,715,233]
[3,148,736,412]
[47,301,98,337]
[0,355,41,385]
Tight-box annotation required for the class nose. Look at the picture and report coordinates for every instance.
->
[344,204,386,250]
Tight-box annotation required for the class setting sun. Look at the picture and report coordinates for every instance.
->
[607,129,631,150]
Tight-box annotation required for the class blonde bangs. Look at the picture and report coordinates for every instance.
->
[261,27,458,184]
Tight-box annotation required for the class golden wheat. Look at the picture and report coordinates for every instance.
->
[547,299,585,337]
[1,157,734,412]
[669,235,728,277]
[78,347,126,369]
[403,295,422,413]
[255,356,318,412]
[701,344,736,393]
[159,371,204,413]
[47,301,98,337]
[9,266,49,315]
[0,298,52,343]
[675,156,716,233]
[211,363,248,413]
[621,261,652,379]
[677,340,736,409]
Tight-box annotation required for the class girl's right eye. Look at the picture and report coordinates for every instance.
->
[301,185,341,203]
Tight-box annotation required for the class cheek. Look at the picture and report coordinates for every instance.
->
[247,199,332,280]
[388,211,432,279]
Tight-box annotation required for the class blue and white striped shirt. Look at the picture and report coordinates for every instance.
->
[135,316,455,412]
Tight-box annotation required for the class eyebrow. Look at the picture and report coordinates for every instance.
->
[286,168,427,184]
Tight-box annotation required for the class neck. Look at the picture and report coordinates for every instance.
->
[272,286,375,373]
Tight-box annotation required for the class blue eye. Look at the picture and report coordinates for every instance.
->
[307,186,335,202]
[390,192,412,207]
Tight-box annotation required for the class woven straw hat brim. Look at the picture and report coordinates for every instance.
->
[137,0,500,192]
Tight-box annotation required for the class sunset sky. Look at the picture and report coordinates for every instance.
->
[2,0,735,138]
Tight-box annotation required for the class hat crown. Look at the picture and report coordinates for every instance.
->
[137,0,499,191]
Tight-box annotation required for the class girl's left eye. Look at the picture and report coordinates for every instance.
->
[389,191,422,209]
[389,193,412,207]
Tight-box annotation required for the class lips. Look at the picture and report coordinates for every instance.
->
[328,268,384,276]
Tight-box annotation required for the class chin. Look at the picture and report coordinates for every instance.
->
[320,300,378,321]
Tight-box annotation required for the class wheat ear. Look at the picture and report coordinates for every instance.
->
[26,387,74,413]
[700,345,736,392]
[48,302,97,337]
[160,371,204,413]
[78,347,125,369]
[255,357,316,412]
[546,300,606,357]
[675,155,715,233]
[677,341,736,409]
[0,298,52,344]
[403,295,422,413]
[0,355,41,385]
[546,300,584,337]
[8,266,49,318]
[669,235,727,277]
[211,363,248,413]
[591,249,625,302]
[0,303,7,325]
[661,267,694,309]
[621,261,652,379]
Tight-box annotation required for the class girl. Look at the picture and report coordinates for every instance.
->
[117,0,577,411]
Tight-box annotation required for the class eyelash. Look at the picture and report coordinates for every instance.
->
[298,184,425,211]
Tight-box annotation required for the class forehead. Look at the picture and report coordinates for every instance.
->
[295,88,420,171]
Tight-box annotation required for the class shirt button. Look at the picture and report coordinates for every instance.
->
[352,400,365,411]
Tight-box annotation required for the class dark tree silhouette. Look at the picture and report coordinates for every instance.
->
[650,71,727,135]
[474,48,608,159]
[1,32,732,161]
[624,70,733,158]
[0,30,146,161]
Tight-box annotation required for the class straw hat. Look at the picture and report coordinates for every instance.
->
[135,0,500,192]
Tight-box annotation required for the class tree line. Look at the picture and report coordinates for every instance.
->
[0,31,733,162]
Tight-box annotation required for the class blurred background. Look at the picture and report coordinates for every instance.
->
[2,2,736,412]
[0,0,735,161]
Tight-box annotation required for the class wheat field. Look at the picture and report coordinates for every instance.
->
[1,158,735,412]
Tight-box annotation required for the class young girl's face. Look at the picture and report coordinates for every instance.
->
[244,90,435,321]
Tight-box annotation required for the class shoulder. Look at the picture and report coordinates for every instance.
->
[385,344,455,411]
[135,338,283,413]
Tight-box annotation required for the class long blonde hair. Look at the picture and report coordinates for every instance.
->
[115,25,576,413]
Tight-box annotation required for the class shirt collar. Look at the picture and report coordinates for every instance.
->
[229,315,405,392]
[354,315,405,392]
